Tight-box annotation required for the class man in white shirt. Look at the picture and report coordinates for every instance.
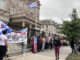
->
[0,30,8,60]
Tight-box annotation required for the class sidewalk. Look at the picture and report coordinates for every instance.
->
[6,46,71,60]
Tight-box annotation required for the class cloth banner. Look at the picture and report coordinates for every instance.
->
[0,21,28,44]
[7,28,28,44]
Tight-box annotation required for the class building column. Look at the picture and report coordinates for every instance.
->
[22,21,25,28]
[29,24,32,38]
[29,24,32,29]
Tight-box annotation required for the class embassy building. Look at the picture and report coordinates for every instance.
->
[0,0,41,37]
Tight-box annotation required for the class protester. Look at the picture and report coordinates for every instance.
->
[67,40,70,46]
[45,36,48,49]
[50,37,53,50]
[31,34,37,53]
[70,40,76,53]
[0,30,8,60]
[31,36,34,52]
[60,38,64,46]
[37,36,41,52]
[53,36,61,60]
[42,36,46,51]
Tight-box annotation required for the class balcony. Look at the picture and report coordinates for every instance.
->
[0,9,9,23]
[10,12,41,25]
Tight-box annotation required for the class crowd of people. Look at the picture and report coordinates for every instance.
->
[0,30,76,60]
[30,34,70,60]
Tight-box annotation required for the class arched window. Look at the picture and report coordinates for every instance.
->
[0,0,5,10]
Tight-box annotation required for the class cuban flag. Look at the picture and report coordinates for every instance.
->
[29,1,38,8]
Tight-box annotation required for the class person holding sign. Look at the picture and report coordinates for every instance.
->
[31,35,37,53]
[0,30,8,60]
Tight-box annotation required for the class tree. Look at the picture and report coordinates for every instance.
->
[61,9,80,54]
[61,9,80,41]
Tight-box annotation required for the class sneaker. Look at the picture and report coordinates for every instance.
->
[58,56,59,60]
[56,57,58,60]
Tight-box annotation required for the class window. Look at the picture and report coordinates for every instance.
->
[0,0,5,9]
[11,7,15,15]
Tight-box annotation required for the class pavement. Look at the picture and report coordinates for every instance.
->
[5,46,71,60]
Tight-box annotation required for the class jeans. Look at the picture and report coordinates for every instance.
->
[72,47,75,53]
[42,42,45,51]
[55,47,60,57]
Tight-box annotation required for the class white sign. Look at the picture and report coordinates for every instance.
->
[7,28,28,44]
[7,32,27,44]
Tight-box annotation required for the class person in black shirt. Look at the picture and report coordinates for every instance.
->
[54,36,61,60]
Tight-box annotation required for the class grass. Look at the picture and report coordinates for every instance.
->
[66,54,80,60]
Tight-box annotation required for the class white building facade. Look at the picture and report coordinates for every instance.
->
[41,19,57,35]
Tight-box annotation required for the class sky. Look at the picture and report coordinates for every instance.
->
[40,0,80,24]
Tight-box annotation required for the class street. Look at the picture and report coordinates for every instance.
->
[7,46,71,60]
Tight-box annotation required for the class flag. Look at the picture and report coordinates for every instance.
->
[0,21,12,35]
[0,29,3,35]
[33,36,37,53]
[0,23,2,29]
[5,28,12,33]
[29,1,38,8]
[1,24,6,28]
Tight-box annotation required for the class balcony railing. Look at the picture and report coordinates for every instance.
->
[10,12,41,25]
[10,12,35,21]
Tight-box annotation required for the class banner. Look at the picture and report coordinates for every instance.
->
[0,21,28,44]
[7,28,28,44]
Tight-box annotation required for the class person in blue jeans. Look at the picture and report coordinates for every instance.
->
[70,40,76,53]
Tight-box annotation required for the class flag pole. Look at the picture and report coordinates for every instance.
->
[35,0,39,30]
[35,7,38,30]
